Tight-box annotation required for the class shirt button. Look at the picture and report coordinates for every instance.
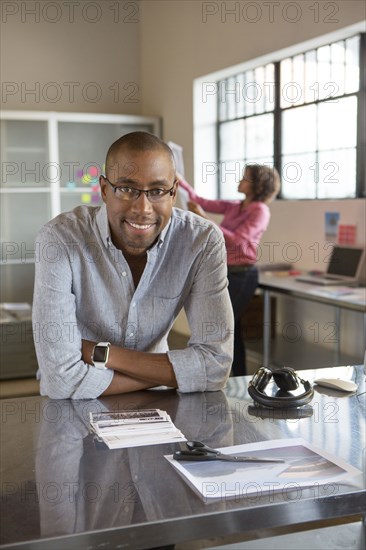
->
[129,333,134,337]
[132,302,136,308]
[121,271,127,277]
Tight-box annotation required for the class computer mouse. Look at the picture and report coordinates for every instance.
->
[314,377,358,393]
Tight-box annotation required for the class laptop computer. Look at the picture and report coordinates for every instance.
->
[296,245,365,286]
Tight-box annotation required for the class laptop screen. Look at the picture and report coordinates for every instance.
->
[327,246,364,277]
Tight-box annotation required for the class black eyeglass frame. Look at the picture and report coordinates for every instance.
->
[103,176,176,202]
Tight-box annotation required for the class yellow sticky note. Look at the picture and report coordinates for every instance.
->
[81,194,91,204]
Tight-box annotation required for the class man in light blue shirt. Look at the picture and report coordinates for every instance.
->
[32,132,234,399]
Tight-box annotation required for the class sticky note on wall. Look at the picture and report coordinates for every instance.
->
[81,194,91,204]
[338,225,356,245]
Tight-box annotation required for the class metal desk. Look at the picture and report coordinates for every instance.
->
[1,365,365,549]
[259,273,366,368]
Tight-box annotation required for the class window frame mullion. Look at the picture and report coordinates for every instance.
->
[356,32,366,198]
[274,61,282,198]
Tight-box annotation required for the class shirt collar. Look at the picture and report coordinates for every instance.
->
[158,216,171,246]
[95,204,112,246]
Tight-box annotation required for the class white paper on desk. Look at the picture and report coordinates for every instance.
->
[165,438,362,502]
[307,286,366,305]
[102,429,186,449]
[90,408,186,449]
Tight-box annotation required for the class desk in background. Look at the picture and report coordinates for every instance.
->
[258,273,366,369]
[0,365,365,549]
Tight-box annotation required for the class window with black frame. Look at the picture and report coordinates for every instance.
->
[217,33,364,200]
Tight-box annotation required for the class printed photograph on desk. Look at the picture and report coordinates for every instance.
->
[165,438,361,502]
[90,409,186,449]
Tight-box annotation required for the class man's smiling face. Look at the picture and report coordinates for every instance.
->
[100,147,177,257]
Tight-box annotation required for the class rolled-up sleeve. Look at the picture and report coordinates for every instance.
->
[32,227,114,399]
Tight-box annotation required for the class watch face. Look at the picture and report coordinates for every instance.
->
[93,346,108,363]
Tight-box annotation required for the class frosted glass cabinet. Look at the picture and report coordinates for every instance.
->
[0,111,161,303]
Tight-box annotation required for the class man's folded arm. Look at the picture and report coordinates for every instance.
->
[81,340,178,394]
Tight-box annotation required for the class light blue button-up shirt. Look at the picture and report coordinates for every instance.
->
[32,205,234,399]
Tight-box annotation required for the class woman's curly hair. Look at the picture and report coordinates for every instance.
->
[246,164,281,203]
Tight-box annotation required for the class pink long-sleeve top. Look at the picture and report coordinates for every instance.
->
[178,177,270,266]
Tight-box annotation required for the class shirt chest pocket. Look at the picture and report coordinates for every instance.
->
[152,295,183,337]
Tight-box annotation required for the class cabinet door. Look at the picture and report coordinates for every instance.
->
[58,121,157,212]
[1,193,51,260]
[1,120,52,302]
[0,120,50,188]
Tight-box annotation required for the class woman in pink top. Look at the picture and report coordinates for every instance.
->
[178,164,280,376]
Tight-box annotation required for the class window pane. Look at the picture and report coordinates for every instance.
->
[281,153,317,199]
[292,54,305,106]
[227,76,238,120]
[304,50,317,103]
[331,41,345,96]
[317,149,356,198]
[254,66,265,114]
[244,70,255,116]
[318,96,357,150]
[236,73,246,118]
[218,79,228,121]
[246,114,274,159]
[220,160,244,200]
[280,58,292,108]
[282,105,317,154]
[265,63,275,112]
[345,36,360,94]
[219,78,238,120]
[317,45,331,101]
[219,120,244,161]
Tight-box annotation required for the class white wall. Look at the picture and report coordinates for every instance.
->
[262,199,366,269]
[0,0,141,114]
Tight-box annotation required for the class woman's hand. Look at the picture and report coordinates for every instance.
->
[188,201,207,218]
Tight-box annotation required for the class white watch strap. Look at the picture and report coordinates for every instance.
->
[92,342,111,369]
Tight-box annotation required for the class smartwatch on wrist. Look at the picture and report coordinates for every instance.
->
[92,342,111,370]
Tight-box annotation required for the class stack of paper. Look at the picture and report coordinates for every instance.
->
[89,409,186,449]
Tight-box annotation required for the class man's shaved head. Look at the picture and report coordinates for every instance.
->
[105,132,175,178]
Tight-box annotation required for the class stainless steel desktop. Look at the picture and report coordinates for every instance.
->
[258,273,366,368]
[0,365,365,549]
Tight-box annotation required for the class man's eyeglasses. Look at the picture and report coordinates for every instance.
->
[104,176,176,203]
